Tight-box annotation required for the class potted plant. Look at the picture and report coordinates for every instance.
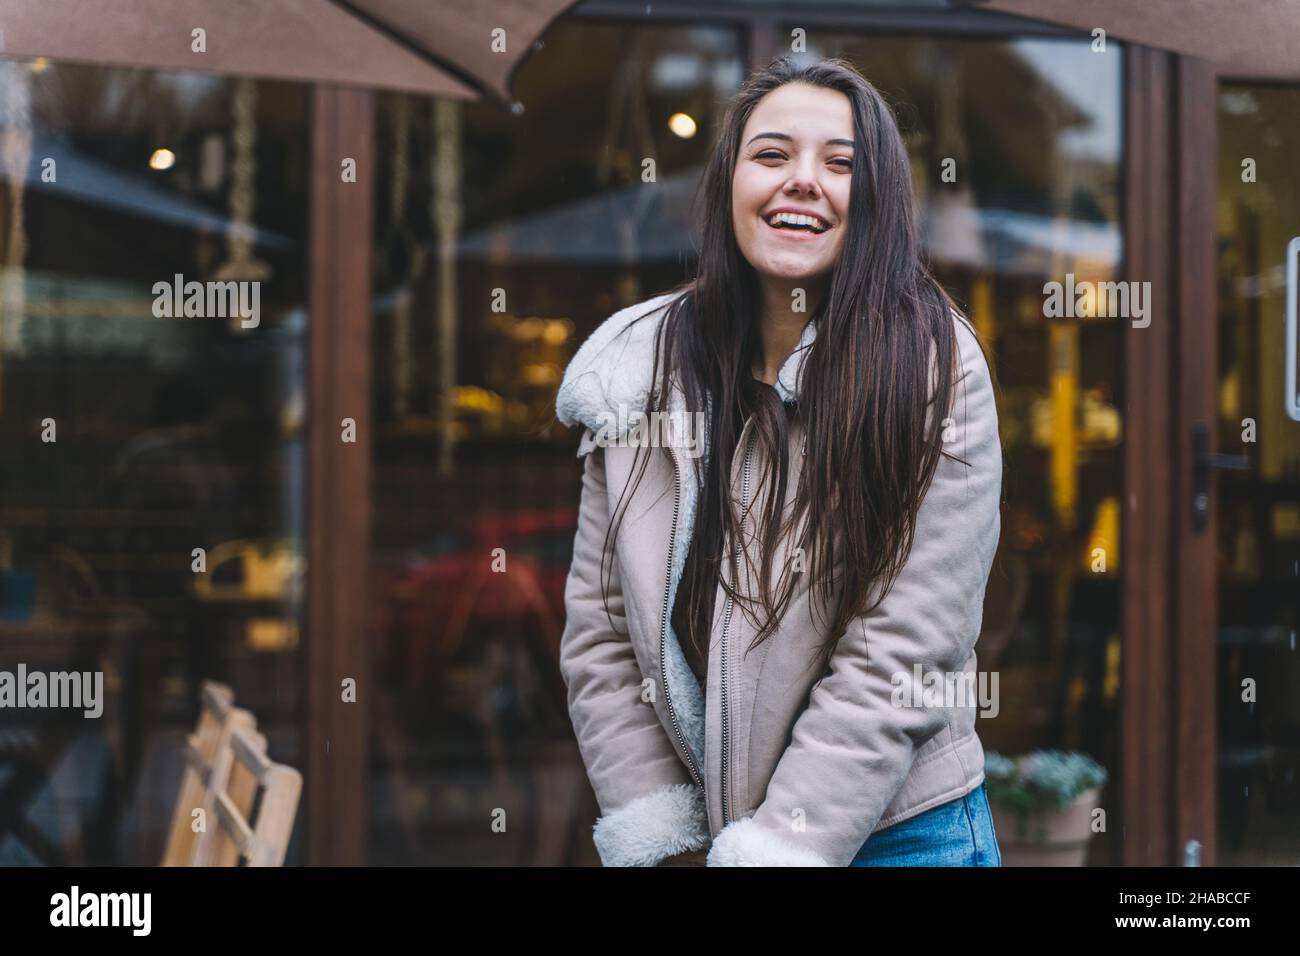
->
[985,749,1108,866]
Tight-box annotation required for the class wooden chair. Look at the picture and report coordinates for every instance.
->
[161,681,247,866]
[208,727,302,867]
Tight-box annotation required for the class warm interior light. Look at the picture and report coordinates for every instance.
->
[31,57,49,74]
[149,148,176,171]
[668,112,697,139]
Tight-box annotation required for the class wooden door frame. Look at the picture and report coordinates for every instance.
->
[1128,49,1299,868]
[1122,44,1178,867]
[304,85,374,867]
[1123,45,1219,868]
[1170,52,1220,869]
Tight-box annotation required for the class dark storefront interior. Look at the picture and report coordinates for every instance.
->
[0,1,1295,867]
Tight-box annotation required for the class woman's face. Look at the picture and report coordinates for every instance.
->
[732,82,854,289]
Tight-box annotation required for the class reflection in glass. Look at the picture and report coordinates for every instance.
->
[1214,83,1300,866]
[0,61,308,865]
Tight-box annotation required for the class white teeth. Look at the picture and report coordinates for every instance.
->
[765,212,829,232]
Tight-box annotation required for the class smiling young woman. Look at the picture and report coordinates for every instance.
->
[555,55,1005,867]
[729,81,854,390]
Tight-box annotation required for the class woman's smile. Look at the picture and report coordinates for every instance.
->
[760,212,835,241]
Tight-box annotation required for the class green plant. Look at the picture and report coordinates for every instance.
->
[985,749,1108,834]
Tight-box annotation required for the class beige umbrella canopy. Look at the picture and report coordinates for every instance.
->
[340,0,580,105]
[966,0,1300,80]
[0,0,581,101]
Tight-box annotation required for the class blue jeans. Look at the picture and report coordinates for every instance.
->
[849,782,1002,866]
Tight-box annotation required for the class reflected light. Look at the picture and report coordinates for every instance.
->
[668,112,697,139]
[31,57,49,74]
[149,148,177,171]
[542,319,570,346]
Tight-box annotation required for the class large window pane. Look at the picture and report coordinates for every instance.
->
[1214,83,1300,866]
[0,60,308,865]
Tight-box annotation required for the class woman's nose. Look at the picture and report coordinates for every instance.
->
[784,164,822,197]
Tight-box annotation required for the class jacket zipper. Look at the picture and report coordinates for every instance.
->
[661,442,704,792]
[719,426,755,825]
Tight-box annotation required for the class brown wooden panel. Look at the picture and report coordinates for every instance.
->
[1121,44,1175,867]
[1172,55,1219,868]
[304,85,375,866]
[1123,48,1222,869]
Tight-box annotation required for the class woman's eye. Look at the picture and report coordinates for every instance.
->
[755,150,851,170]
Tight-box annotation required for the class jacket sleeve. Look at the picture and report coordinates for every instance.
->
[559,435,710,866]
[707,316,1003,867]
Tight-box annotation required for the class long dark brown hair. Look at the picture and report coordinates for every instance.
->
[598,55,998,678]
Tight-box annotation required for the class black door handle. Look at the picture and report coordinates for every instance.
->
[1192,421,1250,531]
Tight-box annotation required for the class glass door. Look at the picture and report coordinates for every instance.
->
[1211,81,1300,865]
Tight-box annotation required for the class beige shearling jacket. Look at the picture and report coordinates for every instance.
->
[555,290,1003,867]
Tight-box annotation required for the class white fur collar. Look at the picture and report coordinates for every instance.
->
[555,290,818,437]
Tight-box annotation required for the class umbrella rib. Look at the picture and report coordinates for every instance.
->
[325,0,512,108]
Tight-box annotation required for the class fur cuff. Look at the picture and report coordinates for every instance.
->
[591,783,710,866]
[706,817,831,866]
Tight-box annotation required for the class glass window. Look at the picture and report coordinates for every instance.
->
[0,60,308,865]
[1214,82,1300,866]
